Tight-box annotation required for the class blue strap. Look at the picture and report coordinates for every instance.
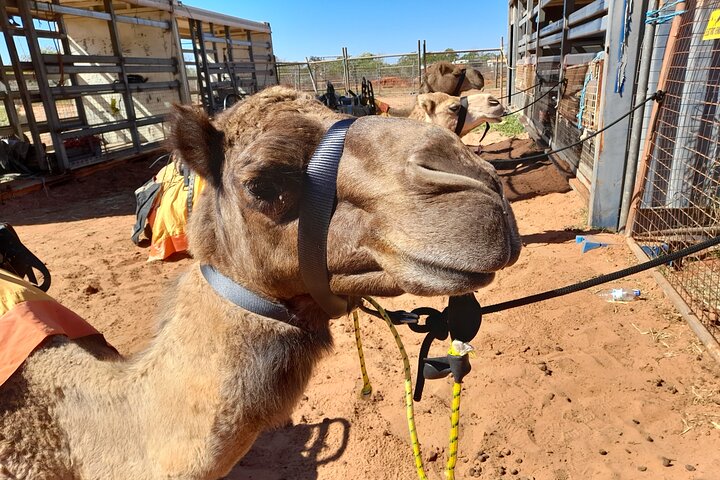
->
[200,264,291,322]
[646,0,686,24]
[576,71,593,129]
[298,118,357,318]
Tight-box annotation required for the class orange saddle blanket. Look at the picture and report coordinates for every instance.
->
[0,270,111,386]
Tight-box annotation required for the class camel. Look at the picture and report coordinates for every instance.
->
[408,91,505,136]
[0,85,521,479]
[420,61,485,95]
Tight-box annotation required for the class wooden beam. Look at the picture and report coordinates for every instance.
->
[52,0,89,128]
[171,17,191,104]
[17,0,67,170]
[0,51,24,139]
[103,0,140,153]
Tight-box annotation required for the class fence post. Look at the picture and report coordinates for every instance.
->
[422,40,427,74]
[341,47,350,94]
[305,57,318,94]
[588,0,646,229]
[500,37,504,94]
[618,0,658,232]
[417,40,422,89]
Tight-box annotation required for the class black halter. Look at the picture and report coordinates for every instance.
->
[452,69,467,97]
[201,118,357,321]
[454,96,468,136]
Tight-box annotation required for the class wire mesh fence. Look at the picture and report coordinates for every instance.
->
[277,49,507,97]
[555,55,604,180]
[530,58,561,142]
[630,0,720,338]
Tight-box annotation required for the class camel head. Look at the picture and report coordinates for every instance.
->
[420,61,485,94]
[169,86,520,315]
[415,92,505,136]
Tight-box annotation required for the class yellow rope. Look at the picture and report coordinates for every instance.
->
[352,310,373,398]
[445,381,462,480]
[363,296,428,480]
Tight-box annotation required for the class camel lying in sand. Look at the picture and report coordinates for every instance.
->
[0,86,521,479]
[409,91,505,136]
[420,61,485,95]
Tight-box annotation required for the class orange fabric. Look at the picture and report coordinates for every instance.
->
[147,164,206,261]
[0,270,108,386]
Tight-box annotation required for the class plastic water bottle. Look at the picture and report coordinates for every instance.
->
[597,288,641,303]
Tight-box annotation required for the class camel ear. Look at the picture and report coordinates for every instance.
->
[452,65,466,77]
[168,104,225,186]
[418,94,436,115]
[437,63,453,75]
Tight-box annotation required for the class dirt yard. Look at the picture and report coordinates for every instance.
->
[3,126,720,479]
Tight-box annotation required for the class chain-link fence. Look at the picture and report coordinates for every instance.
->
[277,48,507,97]
[630,0,720,338]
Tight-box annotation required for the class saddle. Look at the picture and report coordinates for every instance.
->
[0,224,113,386]
[0,223,51,291]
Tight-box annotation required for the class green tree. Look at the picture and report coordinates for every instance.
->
[397,54,418,66]
[427,48,458,63]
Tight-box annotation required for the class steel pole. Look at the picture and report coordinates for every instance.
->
[619,0,656,232]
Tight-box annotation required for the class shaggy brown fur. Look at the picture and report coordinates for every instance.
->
[0,86,521,479]
[420,61,485,94]
[408,92,505,136]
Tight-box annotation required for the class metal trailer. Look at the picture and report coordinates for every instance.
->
[0,0,277,173]
[507,0,647,230]
[509,0,720,358]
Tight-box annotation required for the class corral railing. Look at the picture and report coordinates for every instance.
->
[0,0,274,174]
[629,0,720,340]
[276,46,507,97]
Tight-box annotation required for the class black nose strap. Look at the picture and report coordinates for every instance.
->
[454,96,468,136]
[298,117,358,318]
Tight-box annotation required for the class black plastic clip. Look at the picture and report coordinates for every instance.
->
[412,294,482,402]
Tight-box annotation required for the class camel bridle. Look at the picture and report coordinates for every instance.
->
[454,96,491,144]
[200,117,357,321]
[452,68,466,97]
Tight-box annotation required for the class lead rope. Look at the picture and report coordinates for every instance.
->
[361,296,470,480]
[352,310,373,397]
[363,296,429,480]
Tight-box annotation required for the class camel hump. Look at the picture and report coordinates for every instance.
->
[0,270,113,386]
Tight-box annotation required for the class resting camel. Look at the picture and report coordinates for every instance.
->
[0,86,521,479]
[420,61,485,95]
[408,91,505,136]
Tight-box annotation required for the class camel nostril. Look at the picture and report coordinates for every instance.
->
[489,99,500,107]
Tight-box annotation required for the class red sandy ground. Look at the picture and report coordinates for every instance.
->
[3,129,720,480]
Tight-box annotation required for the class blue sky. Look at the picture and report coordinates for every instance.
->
[186,1,509,61]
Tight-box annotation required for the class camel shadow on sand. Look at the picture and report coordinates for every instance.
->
[224,417,351,480]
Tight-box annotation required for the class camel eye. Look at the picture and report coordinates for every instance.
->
[245,179,280,203]
[448,104,461,113]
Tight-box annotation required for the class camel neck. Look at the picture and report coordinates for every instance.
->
[72,265,335,477]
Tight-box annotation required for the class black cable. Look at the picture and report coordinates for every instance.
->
[488,91,663,167]
[496,80,544,101]
[502,79,564,117]
[480,234,720,315]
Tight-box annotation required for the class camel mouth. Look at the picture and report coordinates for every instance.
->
[377,241,507,295]
[397,253,499,294]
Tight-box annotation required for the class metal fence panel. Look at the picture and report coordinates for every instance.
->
[631,0,720,338]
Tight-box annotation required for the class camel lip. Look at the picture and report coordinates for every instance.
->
[395,246,507,278]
